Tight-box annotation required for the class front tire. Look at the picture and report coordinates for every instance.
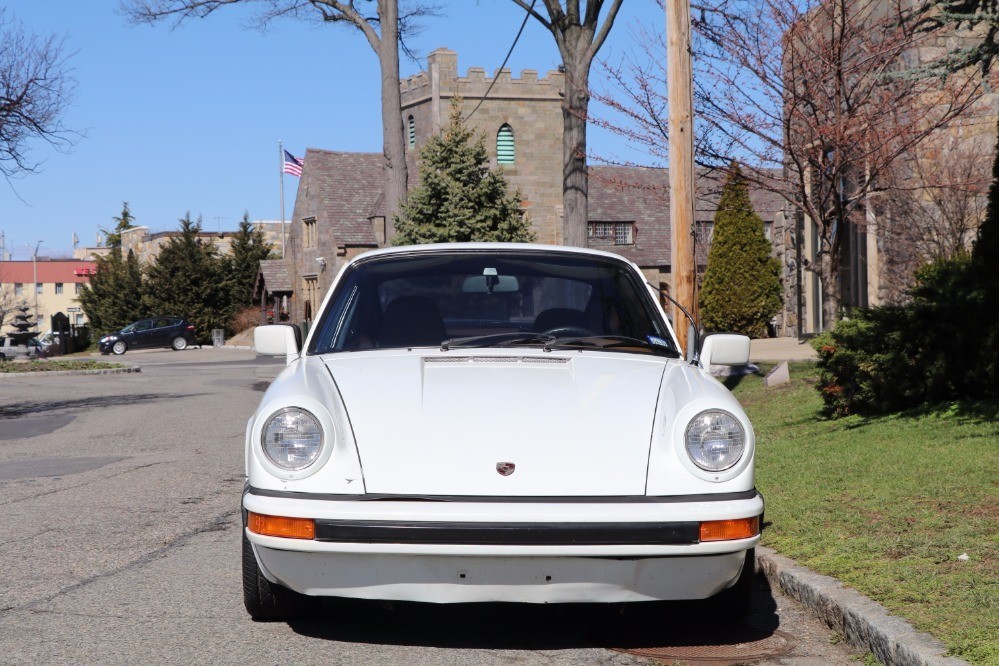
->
[171,336,188,351]
[242,532,317,621]
[112,341,127,355]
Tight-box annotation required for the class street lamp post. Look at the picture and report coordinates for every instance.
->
[31,241,42,328]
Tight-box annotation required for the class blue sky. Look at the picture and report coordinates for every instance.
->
[1,1,664,260]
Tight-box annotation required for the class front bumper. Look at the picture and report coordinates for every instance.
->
[242,487,763,603]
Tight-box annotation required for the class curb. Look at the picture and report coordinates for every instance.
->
[756,547,967,666]
[0,366,141,378]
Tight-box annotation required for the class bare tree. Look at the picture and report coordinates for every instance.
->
[0,273,30,331]
[122,0,436,237]
[509,0,623,247]
[0,9,77,182]
[594,0,985,327]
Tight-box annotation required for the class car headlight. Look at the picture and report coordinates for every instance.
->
[685,409,745,472]
[261,408,324,470]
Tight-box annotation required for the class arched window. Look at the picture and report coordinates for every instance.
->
[408,115,416,149]
[497,124,515,165]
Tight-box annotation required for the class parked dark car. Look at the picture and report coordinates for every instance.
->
[99,317,198,355]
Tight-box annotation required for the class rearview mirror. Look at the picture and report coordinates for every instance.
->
[462,275,519,294]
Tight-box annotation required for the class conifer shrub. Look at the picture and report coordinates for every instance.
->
[698,165,782,338]
[812,257,984,416]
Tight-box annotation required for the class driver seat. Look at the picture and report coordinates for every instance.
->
[378,296,447,348]
[533,308,589,333]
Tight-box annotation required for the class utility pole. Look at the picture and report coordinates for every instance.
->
[667,0,696,356]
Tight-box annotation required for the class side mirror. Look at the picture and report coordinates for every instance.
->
[699,334,751,367]
[255,325,302,364]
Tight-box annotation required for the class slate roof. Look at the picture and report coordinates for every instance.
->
[298,149,786,269]
[588,165,786,267]
[256,259,293,294]
[304,149,385,246]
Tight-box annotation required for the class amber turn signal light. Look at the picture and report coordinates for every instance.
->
[699,516,760,542]
[247,512,315,540]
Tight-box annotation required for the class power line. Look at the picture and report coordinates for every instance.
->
[464,0,538,122]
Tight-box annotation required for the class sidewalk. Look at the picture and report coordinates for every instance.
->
[750,336,817,362]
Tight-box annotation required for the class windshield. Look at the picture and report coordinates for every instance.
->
[308,250,678,357]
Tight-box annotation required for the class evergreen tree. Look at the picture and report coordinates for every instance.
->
[143,213,229,339]
[970,117,999,390]
[78,247,145,335]
[102,202,137,250]
[224,212,273,309]
[699,164,782,338]
[394,100,535,245]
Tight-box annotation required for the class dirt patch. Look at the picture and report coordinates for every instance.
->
[226,329,255,347]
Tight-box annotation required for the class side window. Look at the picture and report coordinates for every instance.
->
[303,218,317,248]
[497,124,515,165]
[407,115,416,149]
[304,276,319,321]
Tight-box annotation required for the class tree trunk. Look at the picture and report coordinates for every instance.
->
[820,244,841,331]
[560,55,590,248]
[378,0,408,242]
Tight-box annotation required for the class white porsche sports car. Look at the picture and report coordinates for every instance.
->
[245,243,763,621]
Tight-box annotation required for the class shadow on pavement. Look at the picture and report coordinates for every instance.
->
[287,573,785,653]
[0,393,196,419]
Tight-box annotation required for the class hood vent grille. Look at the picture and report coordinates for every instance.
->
[424,356,570,365]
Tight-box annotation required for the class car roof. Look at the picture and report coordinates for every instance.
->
[350,242,635,263]
[344,243,646,278]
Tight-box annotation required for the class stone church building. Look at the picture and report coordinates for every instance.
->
[776,1,999,336]
[267,49,786,332]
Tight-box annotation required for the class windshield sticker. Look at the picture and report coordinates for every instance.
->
[646,335,670,348]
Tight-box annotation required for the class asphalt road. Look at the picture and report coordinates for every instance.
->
[0,348,860,665]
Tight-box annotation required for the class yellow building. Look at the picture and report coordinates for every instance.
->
[0,259,96,334]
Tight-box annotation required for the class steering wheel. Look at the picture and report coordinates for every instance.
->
[542,326,595,338]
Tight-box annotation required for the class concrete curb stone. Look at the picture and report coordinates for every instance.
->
[757,547,967,666]
[0,366,142,378]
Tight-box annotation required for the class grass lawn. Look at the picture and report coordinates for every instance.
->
[729,363,998,664]
[0,359,127,373]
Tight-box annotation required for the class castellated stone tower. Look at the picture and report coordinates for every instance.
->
[400,48,566,245]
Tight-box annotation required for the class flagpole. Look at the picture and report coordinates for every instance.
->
[278,139,285,259]
[279,139,286,259]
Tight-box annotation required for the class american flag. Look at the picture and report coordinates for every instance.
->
[283,150,303,177]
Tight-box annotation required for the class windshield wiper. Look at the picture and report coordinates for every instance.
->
[440,332,555,351]
[543,335,679,355]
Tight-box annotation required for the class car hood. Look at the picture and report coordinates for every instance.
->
[323,352,667,496]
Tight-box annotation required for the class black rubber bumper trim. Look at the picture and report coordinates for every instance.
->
[245,486,762,504]
[313,519,700,546]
